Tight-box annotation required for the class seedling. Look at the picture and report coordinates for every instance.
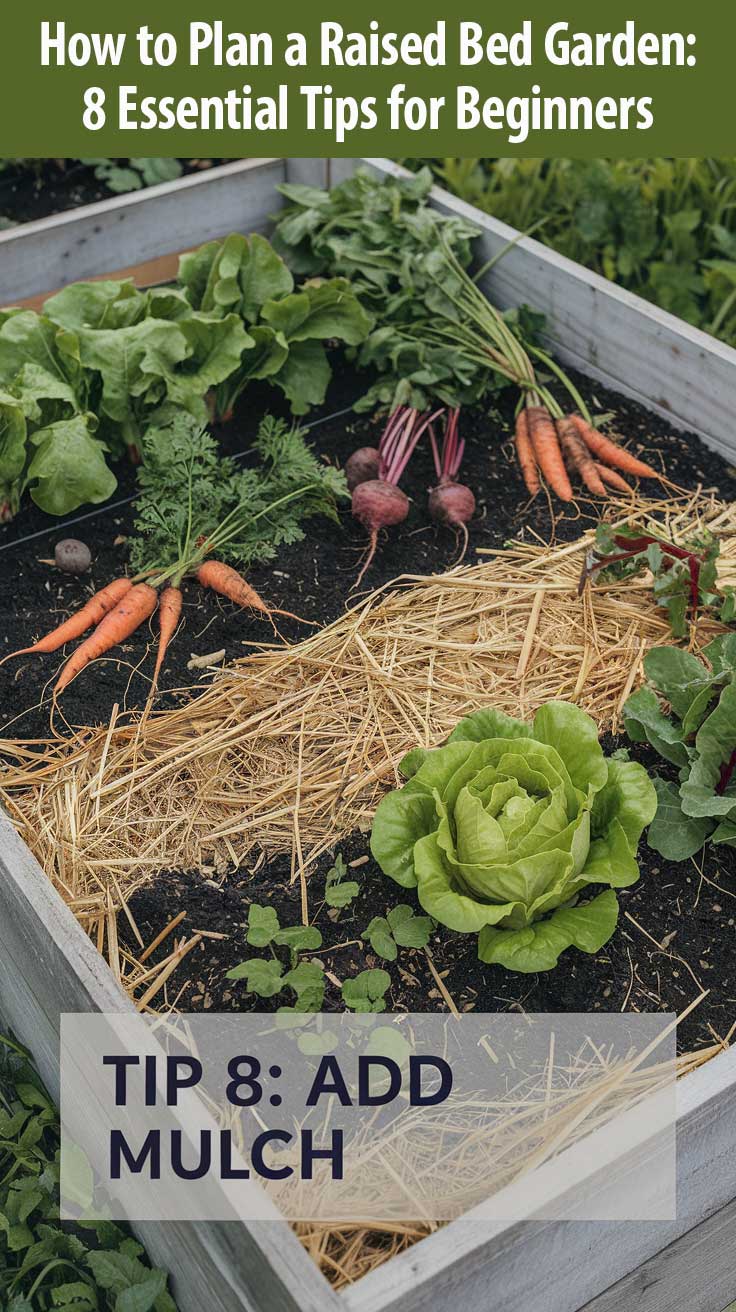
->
[363,904,432,961]
[246,903,322,964]
[324,853,360,910]
[342,969,392,1013]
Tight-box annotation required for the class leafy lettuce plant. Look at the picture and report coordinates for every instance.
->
[178,232,372,419]
[624,637,736,859]
[0,316,115,519]
[370,702,656,973]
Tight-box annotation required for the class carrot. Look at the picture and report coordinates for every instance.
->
[526,405,573,502]
[569,414,660,480]
[556,418,607,496]
[195,561,314,625]
[54,583,158,695]
[151,586,182,690]
[514,409,540,497]
[0,577,133,666]
[594,463,632,494]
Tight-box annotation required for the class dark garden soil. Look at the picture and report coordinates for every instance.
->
[2,358,736,1048]
[0,159,229,226]
[124,802,735,1054]
[3,359,734,740]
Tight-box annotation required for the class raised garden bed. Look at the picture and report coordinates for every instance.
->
[0,158,231,228]
[1,158,736,1312]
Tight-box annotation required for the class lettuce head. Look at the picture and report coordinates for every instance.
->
[370,702,656,973]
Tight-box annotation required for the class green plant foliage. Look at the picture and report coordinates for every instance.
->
[246,904,281,948]
[273,167,549,414]
[0,1032,176,1311]
[128,412,348,576]
[81,158,184,193]
[244,903,322,955]
[409,158,736,350]
[226,957,286,997]
[0,226,368,521]
[324,853,360,909]
[0,323,115,520]
[363,904,432,961]
[371,701,656,973]
[624,638,736,859]
[178,232,372,418]
[342,969,392,1013]
[582,522,734,638]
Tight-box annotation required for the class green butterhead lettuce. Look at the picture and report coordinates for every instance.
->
[371,701,656,973]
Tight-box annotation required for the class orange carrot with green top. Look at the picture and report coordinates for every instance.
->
[151,586,182,690]
[514,409,540,497]
[569,414,660,480]
[195,561,313,625]
[527,405,573,502]
[54,583,158,695]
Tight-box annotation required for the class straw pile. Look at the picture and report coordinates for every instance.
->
[293,1017,732,1288]
[3,492,736,932]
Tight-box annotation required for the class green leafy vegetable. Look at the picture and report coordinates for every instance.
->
[371,701,656,973]
[581,522,732,637]
[178,232,372,418]
[0,1032,176,1310]
[273,167,569,420]
[624,638,736,858]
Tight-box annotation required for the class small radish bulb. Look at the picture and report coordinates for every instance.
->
[345,446,380,492]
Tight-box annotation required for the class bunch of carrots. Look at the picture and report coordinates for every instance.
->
[421,235,661,502]
[513,404,660,502]
[1,487,316,698]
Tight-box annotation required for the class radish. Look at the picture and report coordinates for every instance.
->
[345,445,380,491]
[352,405,442,586]
[427,407,475,560]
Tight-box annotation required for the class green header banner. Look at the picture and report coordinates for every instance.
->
[0,0,732,156]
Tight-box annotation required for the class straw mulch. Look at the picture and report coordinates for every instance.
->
[292,1024,731,1289]
[3,492,736,943]
[2,490,735,1287]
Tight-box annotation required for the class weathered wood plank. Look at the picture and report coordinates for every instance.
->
[0,158,285,304]
[343,1044,736,1312]
[579,1195,736,1312]
[0,813,338,1312]
[332,159,736,463]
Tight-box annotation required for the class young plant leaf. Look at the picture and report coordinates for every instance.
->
[342,969,391,1013]
[226,958,285,998]
[246,904,280,948]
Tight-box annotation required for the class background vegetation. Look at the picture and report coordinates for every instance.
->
[408,158,736,349]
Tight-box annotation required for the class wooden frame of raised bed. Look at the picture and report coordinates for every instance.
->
[1,156,736,1312]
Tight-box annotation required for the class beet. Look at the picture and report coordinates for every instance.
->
[428,479,476,562]
[345,446,380,491]
[351,480,409,586]
[428,480,476,527]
